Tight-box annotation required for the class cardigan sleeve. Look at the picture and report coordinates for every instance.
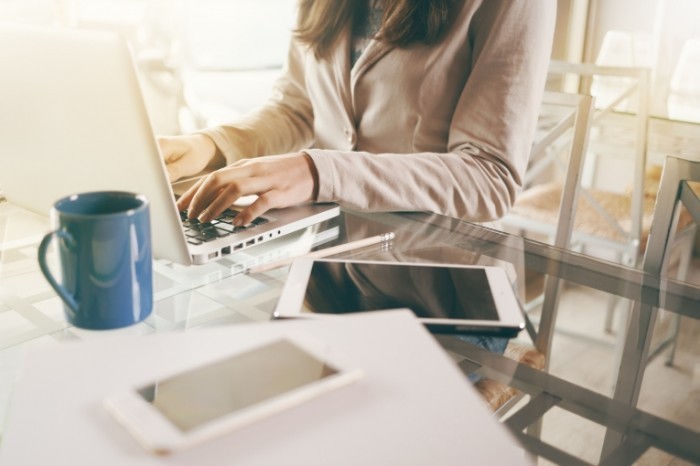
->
[199,38,315,164]
[307,1,556,222]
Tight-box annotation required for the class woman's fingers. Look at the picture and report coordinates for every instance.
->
[176,177,203,209]
[185,169,262,222]
[235,190,280,226]
[195,183,251,224]
[178,153,317,224]
[158,134,220,182]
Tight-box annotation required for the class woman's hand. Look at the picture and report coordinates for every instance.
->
[177,152,319,226]
[158,134,223,182]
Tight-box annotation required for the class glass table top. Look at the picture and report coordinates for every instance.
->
[1,198,699,464]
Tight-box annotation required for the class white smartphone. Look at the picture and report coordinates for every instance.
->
[274,259,525,337]
[104,336,362,455]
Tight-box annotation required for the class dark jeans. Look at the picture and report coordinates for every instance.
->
[456,335,509,383]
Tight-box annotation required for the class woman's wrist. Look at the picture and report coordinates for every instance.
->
[193,132,226,170]
[300,152,319,201]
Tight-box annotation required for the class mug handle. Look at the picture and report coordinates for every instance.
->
[37,230,80,316]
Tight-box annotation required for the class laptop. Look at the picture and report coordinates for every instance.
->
[0,24,339,265]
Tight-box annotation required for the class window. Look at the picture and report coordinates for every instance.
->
[0,0,298,133]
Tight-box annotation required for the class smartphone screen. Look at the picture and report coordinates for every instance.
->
[136,339,339,432]
[301,261,500,321]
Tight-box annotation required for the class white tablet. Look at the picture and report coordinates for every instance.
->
[104,336,362,455]
[274,259,525,337]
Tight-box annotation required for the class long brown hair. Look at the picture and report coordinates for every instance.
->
[294,0,460,60]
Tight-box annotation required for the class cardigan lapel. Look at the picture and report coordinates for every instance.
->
[350,39,394,94]
[330,27,395,125]
[331,26,355,124]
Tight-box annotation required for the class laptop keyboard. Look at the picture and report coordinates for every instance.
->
[180,208,269,245]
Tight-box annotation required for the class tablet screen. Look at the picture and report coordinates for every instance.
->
[300,261,500,321]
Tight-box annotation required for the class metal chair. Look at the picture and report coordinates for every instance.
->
[438,91,595,414]
[602,155,700,458]
[504,62,653,339]
[508,62,651,265]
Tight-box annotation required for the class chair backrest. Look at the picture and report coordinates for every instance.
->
[531,93,595,360]
[547,61,652,263]
[499,91,595,362]
[642,155,700,276]
[530,92,596,251]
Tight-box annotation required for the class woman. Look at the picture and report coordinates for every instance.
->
[161,0,556,227]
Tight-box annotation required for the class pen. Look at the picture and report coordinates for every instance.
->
[248,231,395,274]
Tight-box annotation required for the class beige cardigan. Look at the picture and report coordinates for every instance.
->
[202,0,556,222]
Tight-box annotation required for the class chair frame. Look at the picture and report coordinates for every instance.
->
[436,92,596,420]
[512,61,651,267]
[602,155,700,457]
[529,92,595,364]
[506,62,654,352]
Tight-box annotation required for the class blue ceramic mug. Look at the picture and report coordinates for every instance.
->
[37,191,153,330]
